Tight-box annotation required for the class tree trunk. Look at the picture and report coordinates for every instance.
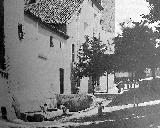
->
[92,76,97,95]
[106,73,108,93]
[131,72,134,88]
[151,67,156,79]
[92,82,95,95]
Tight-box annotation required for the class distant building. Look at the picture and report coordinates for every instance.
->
[67,0,115,93]
[114,72,133,83]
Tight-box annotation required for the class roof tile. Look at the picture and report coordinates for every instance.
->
[24,0,84,24]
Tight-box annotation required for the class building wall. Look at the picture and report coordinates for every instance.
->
[79,77,89,93]
[4,0,71,113]
[99,73,115,92]
[67,0,114,93]
[101,0,115,33]
[115,72,132,78]
[67,0,104,61]
[0,71,17,120]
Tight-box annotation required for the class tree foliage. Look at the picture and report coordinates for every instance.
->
[144,0,160,23]
[77,36,107,78]
[113,20,159,79]
[76,35,108,93]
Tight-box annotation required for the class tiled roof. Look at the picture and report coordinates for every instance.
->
[24,0,84,24]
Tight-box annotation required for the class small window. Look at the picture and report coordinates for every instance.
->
[60,41,62,48]
[60,41,65,49]
[18,23,24,40]
[50,36,54,47]
[100,19,104,25]
[60,41,64,49]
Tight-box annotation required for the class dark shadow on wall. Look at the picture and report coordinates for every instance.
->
[0,0,5,70]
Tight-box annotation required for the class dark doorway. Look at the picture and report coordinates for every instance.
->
[59,68,64,94]
[1,106,7,120]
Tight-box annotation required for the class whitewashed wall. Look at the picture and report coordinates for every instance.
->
[4,0,71,113]
[79,77,89,93]
[0,72,17,120]
[99,73,115,92]
[115,72,132,78]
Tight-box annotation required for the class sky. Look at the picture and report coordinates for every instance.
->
[115,0,150,33]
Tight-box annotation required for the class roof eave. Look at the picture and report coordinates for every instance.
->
[24,11,69,40]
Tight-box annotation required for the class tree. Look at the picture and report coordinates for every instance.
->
[144,0,160,78]
[144,0,160,23]
[113,20,159,79]
[76,35,108,94]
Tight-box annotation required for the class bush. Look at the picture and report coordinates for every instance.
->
[108,79,160,106]
[56,94,94,112]
[150,78,160,94]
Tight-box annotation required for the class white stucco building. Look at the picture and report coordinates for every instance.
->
[3,0,72,116]
[1,0,115,119]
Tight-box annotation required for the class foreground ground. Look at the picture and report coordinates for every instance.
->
[1,99,160,128]
[1,78,160,128]
[66,101,160,128]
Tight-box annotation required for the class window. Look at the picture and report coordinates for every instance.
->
[100,19,104,25]
[18,23,24,40]
[72,44,75,62]
[60,41,65,49]
[60,41,62,48]
[50,36,54,47]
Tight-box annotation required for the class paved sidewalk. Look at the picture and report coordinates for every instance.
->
[103,100,160,113]
[60,99,160,122]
